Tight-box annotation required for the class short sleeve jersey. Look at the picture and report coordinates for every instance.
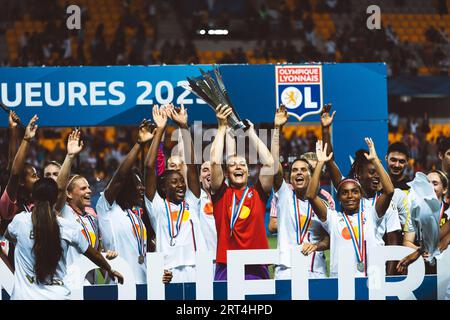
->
[212,180,269,264]
[7,212,88,300]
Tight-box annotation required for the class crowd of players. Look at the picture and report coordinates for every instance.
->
[0,103,449,299]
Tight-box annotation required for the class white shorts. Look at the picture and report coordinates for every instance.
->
[274,265,327,280]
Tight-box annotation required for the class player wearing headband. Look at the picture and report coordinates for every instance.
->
[210,104,275,280]
[55,130,118,286]
[96,118,172,285]
[144,104,206,283]
[321,105,405,274]
[271,105,330,279]
[307,138,394,277]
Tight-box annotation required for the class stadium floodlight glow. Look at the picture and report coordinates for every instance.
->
[205,29,229,35]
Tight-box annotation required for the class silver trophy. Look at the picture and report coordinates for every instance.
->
[184,67,248,130]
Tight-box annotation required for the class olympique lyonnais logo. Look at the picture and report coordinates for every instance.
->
[275,65,323,121]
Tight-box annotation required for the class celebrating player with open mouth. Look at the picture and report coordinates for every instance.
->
[306,138,394,277]
[271,105,330,279]
[210,104,275,280]
[144,104,206,283]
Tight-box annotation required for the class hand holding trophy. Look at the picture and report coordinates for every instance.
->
[184,66,248,131]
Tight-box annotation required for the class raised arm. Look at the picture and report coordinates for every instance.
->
[364,138,395,218]
[168,104,201,198]
[6,115,38,202]
[210,105,233,194]
[272,105,288,192]
[105,119,154,205]
[321,104,342,189]
[246,122,275,194]
[7,111,21,172]
[144,105,167,201]
[306,140,332,222]
[225,127,236,160]
[55,130,84,213]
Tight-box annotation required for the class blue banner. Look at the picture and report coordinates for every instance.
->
[0,63,388,178]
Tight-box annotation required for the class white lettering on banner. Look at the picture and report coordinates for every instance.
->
[109,81,126,105]
[338,246,356,300]
[195,250,215,300]
[290,247,310,300]
[136,81,153,105]
[176,81,193,105]
[146,252,165,300]
[0,80,203,108]
[155,81,174,105]
[45,82,65,107]
[89,82,107,106]
[227,249,279,300]
[1,248,449,300]
[67,254,136,300]
[368,246,424,300]
[0,83,21,107]
[25,83,43,107]
[68,82,88,106]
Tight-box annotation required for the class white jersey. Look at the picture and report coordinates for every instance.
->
[199,189,217,254]
[144,190,207,272]
[391,188,414,233]
[61,204,99,266]
[321,206,379,278]
[7,212,88,300]
[275,181,327,276]
[362,192,401,246]
[96,193,147,284]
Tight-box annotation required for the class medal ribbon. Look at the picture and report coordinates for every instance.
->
[164,199,186,244]
[371,191,379,207]
[292,193,312,245]
[230,187,249,235]
[341,200,365,267]
[127,207,146,256]
[78,214,97,247]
